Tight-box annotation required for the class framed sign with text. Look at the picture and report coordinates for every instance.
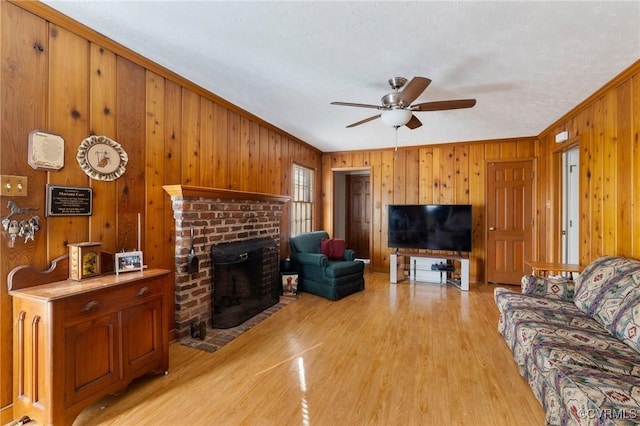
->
[46,185,93,217]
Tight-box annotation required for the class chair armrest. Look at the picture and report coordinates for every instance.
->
[291,252,328,267]
[343,249,356,261]
[521,274,575,301]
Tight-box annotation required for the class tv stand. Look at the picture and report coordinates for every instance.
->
[390,252,469,291]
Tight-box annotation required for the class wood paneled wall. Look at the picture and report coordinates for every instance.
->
[535,60,640,266]
[322,139,536,276]
[0,2,321,421]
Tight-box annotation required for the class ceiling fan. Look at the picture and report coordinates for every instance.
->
[331,76,476,129]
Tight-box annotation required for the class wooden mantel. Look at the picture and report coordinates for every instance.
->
[163,185,290,203]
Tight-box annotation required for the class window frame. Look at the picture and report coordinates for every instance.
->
[291,163,315,236]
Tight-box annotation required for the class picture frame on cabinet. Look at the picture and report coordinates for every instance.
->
[68,242,102,280]
[115,251,143,275]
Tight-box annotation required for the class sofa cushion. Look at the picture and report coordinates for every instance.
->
[574,256,640,352]
[321,238,346,260]
[549,364,640,425]
[324,259,364,278]
[521,275,576,301]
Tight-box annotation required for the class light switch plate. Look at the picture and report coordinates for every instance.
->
[0,175,28,197]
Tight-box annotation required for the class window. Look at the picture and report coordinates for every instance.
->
[292,164,314,235]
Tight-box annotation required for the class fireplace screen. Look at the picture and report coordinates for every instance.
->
[210,238,279,328]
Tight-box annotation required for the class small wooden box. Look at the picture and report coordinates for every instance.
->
[68,242,102,280]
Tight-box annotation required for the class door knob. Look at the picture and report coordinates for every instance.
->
[488,227,496,231]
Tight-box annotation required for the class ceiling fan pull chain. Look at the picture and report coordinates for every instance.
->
[394,127,399,159]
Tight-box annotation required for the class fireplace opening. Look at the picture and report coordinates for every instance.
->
[211,237,279,329]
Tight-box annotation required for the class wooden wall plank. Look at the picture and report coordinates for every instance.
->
[181,89,200,185]
[601,91,617,255]
[47,24,90,256]
[441,145,456,204]
[393,150,406,203]
[380,150,394,269]
[227,111,241,189]
[259,126,270,193]
[236,117,251,191]
[468,144,485,281]
[145,70,166,268]
[616,80,633,257]
[455,145,470,204]
[578,105,594,265]
[199,97,215,188]
[213,103,228,188]
[248,121,261,192]
[268,131,282,194]
[590,99,605,258]
[89,43,117,253]
[405,148,420,204]
[163,79,182,270]
[116,57,145,252]
[419,147,434,203]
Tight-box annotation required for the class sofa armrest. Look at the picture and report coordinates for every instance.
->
[291,252,328,267]
[343,249,356,261]
[520,274,575,301]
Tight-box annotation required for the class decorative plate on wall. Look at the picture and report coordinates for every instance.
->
[77,135,128,181]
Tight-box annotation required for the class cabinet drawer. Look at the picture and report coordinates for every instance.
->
[64,280,164,324]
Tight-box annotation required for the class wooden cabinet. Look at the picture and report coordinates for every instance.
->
[9,263,171,426]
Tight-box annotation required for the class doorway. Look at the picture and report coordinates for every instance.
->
[562,146,579,264]
[333,169,371,261]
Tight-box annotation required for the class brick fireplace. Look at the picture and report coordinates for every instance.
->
[163,185,289,339]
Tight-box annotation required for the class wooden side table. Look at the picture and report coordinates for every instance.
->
[526,261,583,280]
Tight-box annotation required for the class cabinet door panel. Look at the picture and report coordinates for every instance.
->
[122,297,163,377]
[64,313,120,407]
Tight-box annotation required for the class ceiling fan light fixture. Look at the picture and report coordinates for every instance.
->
[380,109,412,127]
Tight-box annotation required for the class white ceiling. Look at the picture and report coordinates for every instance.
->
[42,1,640,152]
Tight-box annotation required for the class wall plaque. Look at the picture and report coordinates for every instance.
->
[29,130,65,171]
[46,185,93,216]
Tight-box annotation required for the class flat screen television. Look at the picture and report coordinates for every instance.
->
[388,204,473,253]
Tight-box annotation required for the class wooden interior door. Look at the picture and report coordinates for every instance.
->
[486,160,533,284]
[346,174,370,259]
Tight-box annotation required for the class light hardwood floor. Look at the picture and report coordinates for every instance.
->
[74,272,544,426]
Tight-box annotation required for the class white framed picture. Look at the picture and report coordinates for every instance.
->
[115,251,143,275]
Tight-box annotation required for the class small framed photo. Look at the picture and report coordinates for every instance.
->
[115,251,143,275]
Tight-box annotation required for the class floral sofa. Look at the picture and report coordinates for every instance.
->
[495,256,640,425]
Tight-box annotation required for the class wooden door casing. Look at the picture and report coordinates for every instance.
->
[346,174,371,259]
[486,160,534,284]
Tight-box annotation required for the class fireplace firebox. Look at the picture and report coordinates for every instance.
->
[211,237,279,328]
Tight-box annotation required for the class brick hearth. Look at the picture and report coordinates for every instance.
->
[164,185,290,339]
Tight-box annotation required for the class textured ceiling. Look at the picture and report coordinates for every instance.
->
[42,1,640,152]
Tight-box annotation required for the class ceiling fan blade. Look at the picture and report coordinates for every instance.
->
[398,77,431,106]
[331,101,382,110]
[412,99,477,112]
[346,114,381,128]
[405,115,422,129]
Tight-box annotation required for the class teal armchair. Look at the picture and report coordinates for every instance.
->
[289,231,365,301]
